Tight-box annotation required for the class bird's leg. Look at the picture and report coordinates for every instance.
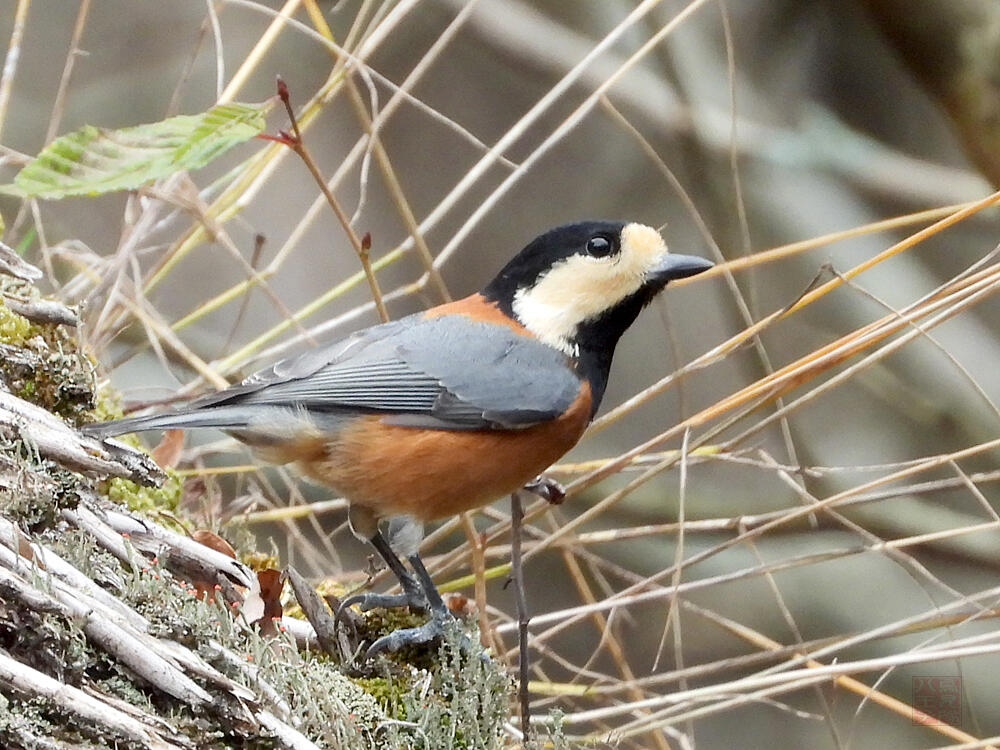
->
[337,530,428,614]
[338,510,466,659]
[358,480,567,659]
[406,552,448,616]
[339,507,428,617]
[364,550,455,659]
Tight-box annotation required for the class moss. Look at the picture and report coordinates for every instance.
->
[46,527,123,592]
[0,455,58,529]
[242,550,280,572]
[352,674,412,720]
[3,476,515,749]
[101,548,388,746]
[361,606,428,635]
[88,382,125,424]
[106,469,183,514]
[0,298,32,345]
[96,672,155,715]
[17,378,35,398]
[0,579,149,749]
[0,287,97,425]
[360,607,437,667]
[124,559,229,645]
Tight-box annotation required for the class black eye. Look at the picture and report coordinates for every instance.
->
[586,234,617,258]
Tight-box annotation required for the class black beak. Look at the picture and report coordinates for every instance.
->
[647,253,714,285]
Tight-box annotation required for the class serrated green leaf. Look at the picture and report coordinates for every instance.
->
[5,102,268,199]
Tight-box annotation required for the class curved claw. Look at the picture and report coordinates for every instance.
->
[365,617,447,660]
[334,588,432,650]
[364,612,493,665]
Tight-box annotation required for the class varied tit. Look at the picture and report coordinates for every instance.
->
[84,220,713,657]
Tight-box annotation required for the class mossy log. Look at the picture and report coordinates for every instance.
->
[0,250,513,749]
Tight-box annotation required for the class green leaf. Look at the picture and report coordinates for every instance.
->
[3,102,268,199]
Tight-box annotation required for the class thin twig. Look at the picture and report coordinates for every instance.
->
[510,489,532,738]
[44,0,90,144]
[271,76,389,322]
[0,0,30,142]
[301,0,452,303]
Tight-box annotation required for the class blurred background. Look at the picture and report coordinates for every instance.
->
[1,1,999,747]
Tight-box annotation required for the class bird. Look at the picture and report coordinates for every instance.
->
[83,220,713,658]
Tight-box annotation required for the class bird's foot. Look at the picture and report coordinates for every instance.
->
[524,474,566,505]
[364,607,454,660]
[334,569,429,640]
[363,608,491,667]
[338,588,428,614]
[336,556,427,618]
[339,533,485,664]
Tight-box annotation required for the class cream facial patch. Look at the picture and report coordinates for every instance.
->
[511,222,668,355]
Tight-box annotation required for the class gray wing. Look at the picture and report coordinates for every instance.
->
[195,313,583,430]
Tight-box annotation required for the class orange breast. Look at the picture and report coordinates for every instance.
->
[297,382,592,521]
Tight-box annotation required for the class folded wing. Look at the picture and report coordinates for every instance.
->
[84,314,583,439]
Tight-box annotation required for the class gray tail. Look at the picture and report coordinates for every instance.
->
[81,406,257,440]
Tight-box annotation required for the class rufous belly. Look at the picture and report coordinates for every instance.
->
[297,384,591,521]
